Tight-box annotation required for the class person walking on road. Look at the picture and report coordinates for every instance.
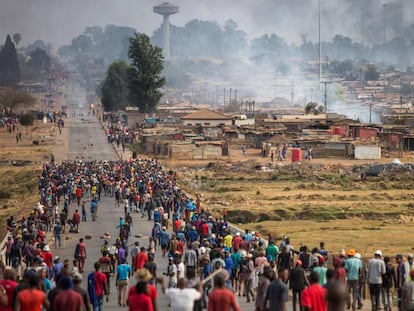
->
[263,268,289,311]
[53,221,62,248]
[116,258,131,307]
[367,250,386,311]
[207,273,241,311]
[75,238,87,273]
[301,271,327,311]
[53,276,84,311]
[88,262,109,311]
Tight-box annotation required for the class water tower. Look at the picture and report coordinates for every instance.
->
[153,2,179,59]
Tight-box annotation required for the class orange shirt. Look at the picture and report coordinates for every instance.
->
[17,288,45,311]
[134,252,148,271]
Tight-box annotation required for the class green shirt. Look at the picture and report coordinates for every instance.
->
[345,257,362,281]
[266,245,279,261]
[313,266,327,285]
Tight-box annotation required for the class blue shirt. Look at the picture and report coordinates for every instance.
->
[160,231,170,245]
[117,264,131,281]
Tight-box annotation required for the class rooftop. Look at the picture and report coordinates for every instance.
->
[181,109,232,120]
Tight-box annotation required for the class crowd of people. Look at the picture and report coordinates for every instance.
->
[0,155,414,311]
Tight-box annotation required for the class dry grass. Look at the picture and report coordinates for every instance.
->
[182,160,414,258]
[0,121,53,238]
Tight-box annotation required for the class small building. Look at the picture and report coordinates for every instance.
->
[181,109,232,127]
[354,145,381,160]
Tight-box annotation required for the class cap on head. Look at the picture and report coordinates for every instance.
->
[296,260,302,266]
[408,253,414,259]
[43,245,50,251]
[354,253,362,259]
[396,254,403,259]
[347,249,356,257]
[374,250,382,257]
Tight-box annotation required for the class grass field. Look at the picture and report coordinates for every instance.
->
[178,160,414,258]
[0,122,53,239]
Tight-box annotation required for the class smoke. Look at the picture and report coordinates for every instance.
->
[1,0,414,47]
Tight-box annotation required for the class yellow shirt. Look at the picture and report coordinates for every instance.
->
[223,234,233,248]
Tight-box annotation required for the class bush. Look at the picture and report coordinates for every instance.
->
[19,113,34,127]
[0,190,11,199]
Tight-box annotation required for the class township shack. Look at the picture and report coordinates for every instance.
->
[354,145,381,160]
[181,109,232,127]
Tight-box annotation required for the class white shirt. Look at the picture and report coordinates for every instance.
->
[176,262,185,279]
[165,288,201,311]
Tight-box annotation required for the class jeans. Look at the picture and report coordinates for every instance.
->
[93,296,104,311]
[347,279,359,310]
[369,283,381,311]
[54,234,61,248]
[381,287,392,310]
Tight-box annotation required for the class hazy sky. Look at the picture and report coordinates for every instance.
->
[0,0,411,48]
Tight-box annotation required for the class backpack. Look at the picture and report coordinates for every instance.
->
[87,272,98,308]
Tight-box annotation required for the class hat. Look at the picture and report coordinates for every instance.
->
[396,254,403,259]
[53,256,60,262]
[374,250,382,257]
[408,254,414,259]
[199,247,206,254]
[135,268,152,282]
[236,232,240,236]
[354,253,362,259]
[72,272,83,281]
[296,260,302,266]
[347,249,356,256]
[43,245,50,251]
[246,253,253,259]
[339,249,346,257]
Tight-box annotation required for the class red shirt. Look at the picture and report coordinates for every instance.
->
[177,241,184,255]
[53,289,83,311]
[208,287,241,311]
[76,188,82,198]
[232,236,242,250]
[134,252,148,271]
[128,293,153,311]
[0,279,17,311]
[200,223,209,236]
[73,212,81,224]
[301,283,327,311]
[128,283,157,300]
[94,271,107,297]
[173,220,181,232]
[41,251,53,269]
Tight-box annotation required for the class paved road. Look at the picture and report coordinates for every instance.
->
[51,104,373,311]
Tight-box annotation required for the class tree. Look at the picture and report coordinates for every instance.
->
[0,35,20,86]
[0,88,36,115]
[127,33,166,113]
[26,40,49,54]
[364,65,380,81]
[19,113,34,127]
[101,61,130,112]
[12,33,21,49]
[305,102,324,115]
[29,48,50,73]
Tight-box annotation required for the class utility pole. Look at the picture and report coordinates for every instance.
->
[383,3,387,101]
[319,0,322,85]
[291,81,294,106]
[320,81,332,114]
[223,88,226,108]
[369,93,374,123]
